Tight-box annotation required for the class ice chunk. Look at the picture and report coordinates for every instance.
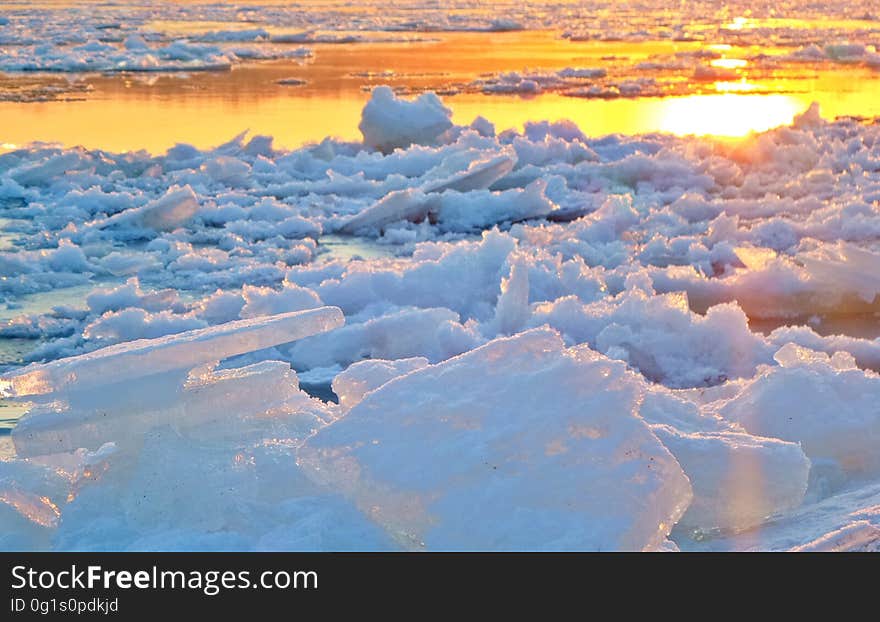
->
[48,239,91,273]
[421,152,516,193]
[103,185,199,232]
[488,18,524,32]
[359,86,453,152]
[773,342,857,371]
[639,389,735,434]
[530,290,772,388]
[719,344,880,480]
[299,329,692,551]
[196,29,270,43]
[1,306,344,398]
[332,357,429,410]
[433,179,556,232]
[798,243,880,305]
[339,188,439,234]
[824,43,866,61]
[469,116,495,137]
[792,101,823,129]
[652,426,809,533]
[0,459,69,549]
[640,391,810,532]
[557,67,607,79]
[492,258,530,335]
[790,520,880,552]
[767,327,880,374]
[82,308,207,345]
[11,360,331,458]
[276,77,307,87]
[51,431,390,551]
[239,282,323,319]
[340,179,556,235]
[123,35,149,51]
[11,152,91,186]
[85,278,180,316]
[708,243,880,320]
[287,307,480,369]
[201,156,251,187]
[317,230,516,322]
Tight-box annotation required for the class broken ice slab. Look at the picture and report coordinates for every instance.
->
[338,189,438,235]
[420,152,517,194]
[638,391,810,533]
[12,360,333,458]
[1,306,344,399]
[299,329,693,551]
[340,178,556,235]
[100,185,200,232]
[719,343,880,480]
[0,458,70,549]
[433,179,556,233]
[339,152,517,234]
[331,357,429,411]
[10,152,90,187]
[655,243,880,320]
[652,426,810,533]
[48,429,393,551]
[798,243,880,305]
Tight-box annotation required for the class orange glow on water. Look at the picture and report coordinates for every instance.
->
[712,81,759,93]
[710,58,747,70]
[657,94,804,137]
[1,31,879,152]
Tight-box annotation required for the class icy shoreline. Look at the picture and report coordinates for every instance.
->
[1,85,880,551]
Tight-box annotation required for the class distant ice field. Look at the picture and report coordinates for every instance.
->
[1,1,880,150]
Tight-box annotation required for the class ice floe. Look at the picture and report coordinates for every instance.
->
[1,78,880,550]
[719,343,880,483]
[299,329,693,551]
[359,86,454,153]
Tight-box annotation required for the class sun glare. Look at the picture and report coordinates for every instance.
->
[713,80,759,93]
[657,94,804,137]
[710,58,748,70]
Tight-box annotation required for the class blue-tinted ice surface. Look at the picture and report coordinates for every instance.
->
[1,2,880,551]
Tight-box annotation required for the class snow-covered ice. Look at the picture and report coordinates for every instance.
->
[2,68,880,550]
[719,343,880,482]
[359,86,454,153]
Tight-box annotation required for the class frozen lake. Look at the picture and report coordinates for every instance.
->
[2,1,880,552]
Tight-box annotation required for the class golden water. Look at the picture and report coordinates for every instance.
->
[2,31,879,152]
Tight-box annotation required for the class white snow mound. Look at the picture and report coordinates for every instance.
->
[359,86,454,153]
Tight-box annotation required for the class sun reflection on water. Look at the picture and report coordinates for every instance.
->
[1,30,877,151]
[712,81,759,93]
[657,94,804,137]
[710,58,748,70]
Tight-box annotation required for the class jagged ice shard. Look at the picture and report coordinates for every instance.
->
[299,329,694,551]
[4,307,344,457]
